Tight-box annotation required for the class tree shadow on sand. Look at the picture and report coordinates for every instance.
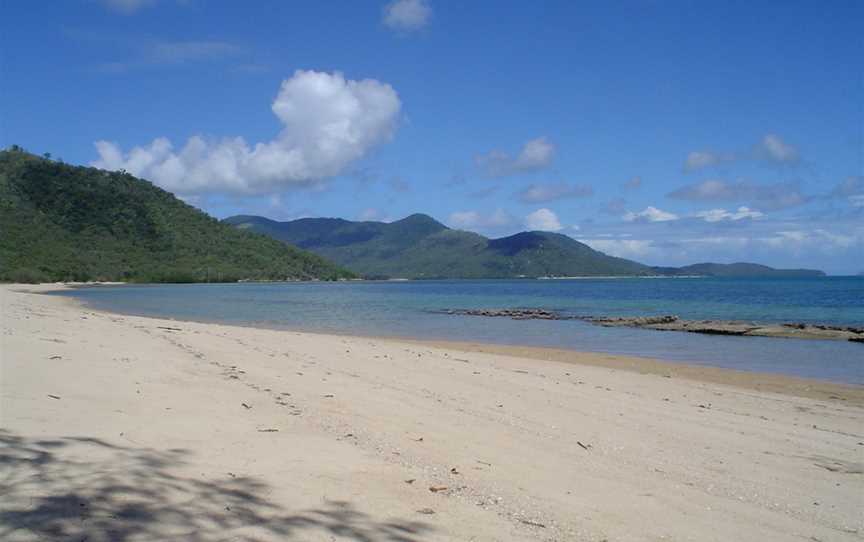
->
[0,429,433,541]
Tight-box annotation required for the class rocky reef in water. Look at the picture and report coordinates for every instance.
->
[441,309,864,343]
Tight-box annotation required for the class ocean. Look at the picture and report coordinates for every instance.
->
[55,276,864,384]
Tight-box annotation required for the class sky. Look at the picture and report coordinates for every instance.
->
[2,0,862,274]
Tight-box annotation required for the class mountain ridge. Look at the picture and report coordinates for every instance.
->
[224,213,825,279]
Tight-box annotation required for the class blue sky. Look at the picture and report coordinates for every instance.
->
[2,0,862,273]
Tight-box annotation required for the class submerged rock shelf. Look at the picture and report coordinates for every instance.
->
[442,309,864,343]
[441,308,576,320]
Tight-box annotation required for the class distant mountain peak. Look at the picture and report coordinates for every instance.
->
[223,212,825,280]
[392,213,448,228]
[386,213,448,237]
[222,212,647,278]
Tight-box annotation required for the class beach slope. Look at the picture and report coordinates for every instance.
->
[1,285,861,541]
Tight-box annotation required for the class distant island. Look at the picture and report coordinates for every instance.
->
[224,214,826,280]
[649,263,826,278]
[0,149,355,283]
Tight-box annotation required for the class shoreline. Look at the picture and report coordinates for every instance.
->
[406,338,864,406]
[34,282,864,395]
[2,284,863,540]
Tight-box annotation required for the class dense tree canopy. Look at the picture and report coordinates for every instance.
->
[0,148,355,283]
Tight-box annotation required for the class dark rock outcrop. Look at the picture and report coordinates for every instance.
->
[588,316,864,342]
[440,308,864,343]
[444,308,574,320]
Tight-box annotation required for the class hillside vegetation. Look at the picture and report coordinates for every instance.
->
[226,214,826,279]
[0,149,354,283]
[225,213,651,278]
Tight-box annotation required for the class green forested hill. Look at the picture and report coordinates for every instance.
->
[0,149,354,283]
[224,213,652,278]
[225,213,827,279]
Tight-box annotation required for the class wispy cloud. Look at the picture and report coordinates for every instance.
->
[576,212,863,273]
[99,0,157,15]
[684,150,736,172]
[358,208,391,222]
[147,40,243,64]
[684,134,801,172]
[517,182,593,203]
[579,238,658,259]
[623,206,679,222]
[476,137,556,178]
[382,0,432,33]
[603,197,628,216]
[230,63,271,75]
[668,179,810,210]
[448,208,517,232]
[467,186,500,199]
[98,0,193,15]
[754,134,800,164]
[832,175,864,198]
[94,39,245,72]
[388,176,412,193]
[693,206,763,222]
[623,176,642,191]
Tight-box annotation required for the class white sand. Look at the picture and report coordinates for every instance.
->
[1,285,862,541]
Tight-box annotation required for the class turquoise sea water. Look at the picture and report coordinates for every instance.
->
[57,277,864,384]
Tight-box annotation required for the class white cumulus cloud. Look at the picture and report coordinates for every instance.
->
[382,0,432,32]
[525,208,563,232]
[623,206,679,223]
[694,206,764,222]
[476,137,556,177]
[92,70,402,195]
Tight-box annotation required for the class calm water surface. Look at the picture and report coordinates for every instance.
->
[57,277,864,384]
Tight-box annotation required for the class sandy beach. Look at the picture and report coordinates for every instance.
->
[1,284,862,541]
